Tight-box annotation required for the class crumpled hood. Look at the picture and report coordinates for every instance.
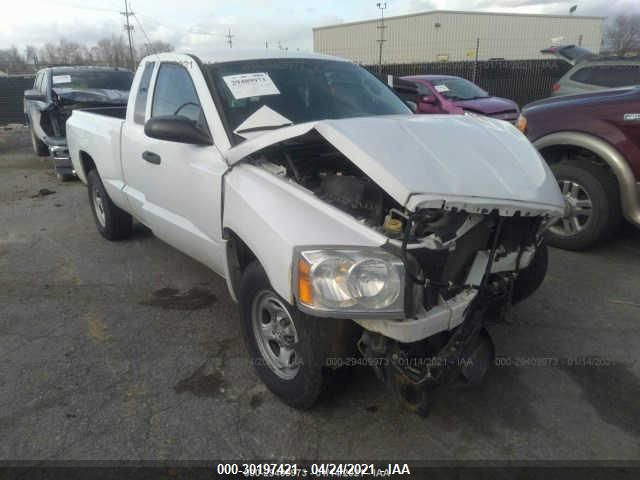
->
[54,88,129,105]
[225,114,565,216]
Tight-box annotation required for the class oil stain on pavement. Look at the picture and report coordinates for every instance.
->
[558,361,640,438]
[174,364,228,398]
[140,287,217,310]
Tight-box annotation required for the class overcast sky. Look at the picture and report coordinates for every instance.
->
[1,0,639,54]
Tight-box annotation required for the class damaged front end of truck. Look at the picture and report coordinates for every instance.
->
[224,113,565,414]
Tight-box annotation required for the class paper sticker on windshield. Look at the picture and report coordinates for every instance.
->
[222,73,280,100]
[52,75,72,85]
[434,84,449,93]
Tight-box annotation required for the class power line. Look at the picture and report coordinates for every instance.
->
[132,12,156,57]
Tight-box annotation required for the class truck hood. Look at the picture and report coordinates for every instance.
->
[224,114,565,216]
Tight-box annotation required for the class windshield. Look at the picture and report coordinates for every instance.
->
[428,77,489,101]
[51,70,134,92]
[206,59,409,140]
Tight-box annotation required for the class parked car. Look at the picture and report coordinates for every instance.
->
[24,66,134,180]
[66,51,564,414]
[541,45,640,96]
[518,86,640,250]
[399,75,520,122]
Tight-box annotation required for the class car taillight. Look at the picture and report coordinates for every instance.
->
[552,83,560,92]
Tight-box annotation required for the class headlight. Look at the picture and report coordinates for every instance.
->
[516,114,527,133]
[294,248,405,318]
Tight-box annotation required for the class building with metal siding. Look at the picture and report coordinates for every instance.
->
[313,10,604,64]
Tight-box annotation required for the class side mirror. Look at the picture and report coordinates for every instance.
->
[24,89,46,102]
[405,100,417,113]
[421,95,438,105]
[144,116,212,146]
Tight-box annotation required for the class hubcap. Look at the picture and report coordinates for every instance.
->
[92,185,107,228]
[549,179,593,237]
[251,291,300,380]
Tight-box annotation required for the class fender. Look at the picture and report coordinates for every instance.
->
[222,163,386,304]
[534,131,640,228]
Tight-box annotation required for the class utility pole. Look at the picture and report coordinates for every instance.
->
[225,28,234,48]
[121,0,136,69]
[265,41,269,49]
[376,2,387,74]
[472,37,480,83]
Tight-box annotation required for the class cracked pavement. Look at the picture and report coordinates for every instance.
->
[1,127,639,460]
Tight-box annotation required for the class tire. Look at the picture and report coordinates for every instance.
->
[87,169,133,241]
[512,243,548,304]
[238,261,328,409]
[545,158,621,250]
[30,126,49,156]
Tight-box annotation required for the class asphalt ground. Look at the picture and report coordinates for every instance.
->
[1,126,639,461]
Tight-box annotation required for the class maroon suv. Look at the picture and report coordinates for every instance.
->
[518,87,640,250]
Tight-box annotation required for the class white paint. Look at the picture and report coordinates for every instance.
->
[233,105,292,139]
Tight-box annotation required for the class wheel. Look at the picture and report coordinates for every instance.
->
[87,169,133,241]
[30,126,49,156]
[546,158,621,250]
[512,243,548,304]
[238,261,328,409]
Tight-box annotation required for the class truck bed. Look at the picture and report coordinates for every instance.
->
[66,108,126,205]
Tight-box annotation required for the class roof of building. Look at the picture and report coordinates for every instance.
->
[313,9,606,31]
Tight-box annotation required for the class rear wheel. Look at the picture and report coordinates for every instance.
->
[30,126,49,157]
[546,158,621,250]
[239,261,329,409]
[87,169,132,241]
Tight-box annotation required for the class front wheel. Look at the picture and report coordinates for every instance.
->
[87,169,133,241]
[238,261,328,409]
[546,159,621,250]
[30,126,49,157]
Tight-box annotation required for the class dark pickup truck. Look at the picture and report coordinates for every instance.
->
[518,87,640,250]
[24,66,133,180]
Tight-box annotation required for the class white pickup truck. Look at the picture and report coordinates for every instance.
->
[67,50,565,414]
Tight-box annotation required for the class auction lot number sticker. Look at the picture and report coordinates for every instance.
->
[222,72,280,99]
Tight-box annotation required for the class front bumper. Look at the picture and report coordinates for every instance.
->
[45,137,73,175]
[353,246,534,343]
[354,289,476,343]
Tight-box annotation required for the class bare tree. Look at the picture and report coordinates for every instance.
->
[605,14,640,56]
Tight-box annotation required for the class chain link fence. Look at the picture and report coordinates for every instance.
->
[0,75,35,125]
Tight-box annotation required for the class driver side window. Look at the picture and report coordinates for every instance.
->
[151,63,206,129]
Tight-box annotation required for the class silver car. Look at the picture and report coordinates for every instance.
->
[541,45,640,97]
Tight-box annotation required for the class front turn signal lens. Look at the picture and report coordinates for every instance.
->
[516,114,527,133]
[297,258,313,306]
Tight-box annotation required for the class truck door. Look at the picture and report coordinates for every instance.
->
[121,61,228,275]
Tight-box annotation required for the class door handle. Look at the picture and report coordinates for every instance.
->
[142,151,161,165]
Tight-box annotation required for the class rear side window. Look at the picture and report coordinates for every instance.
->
[571,65,640,88]
[134,62,155,124]
[151,63,204,127]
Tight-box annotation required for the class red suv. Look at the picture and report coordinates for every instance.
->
[518,87,640,250]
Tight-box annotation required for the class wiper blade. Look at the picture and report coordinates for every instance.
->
[235,123,292,134]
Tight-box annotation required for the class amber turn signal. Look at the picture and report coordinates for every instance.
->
[297,258,313,305]
[516,114,527,134]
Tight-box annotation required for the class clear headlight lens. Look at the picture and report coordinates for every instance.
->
[295,248,404,317]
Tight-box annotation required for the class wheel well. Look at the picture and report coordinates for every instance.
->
[539,144,608,168]
[539,143,621,207]
[79,151,96,177]
[224,229,258,298]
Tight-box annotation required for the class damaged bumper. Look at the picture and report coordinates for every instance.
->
[46,137,73,175]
